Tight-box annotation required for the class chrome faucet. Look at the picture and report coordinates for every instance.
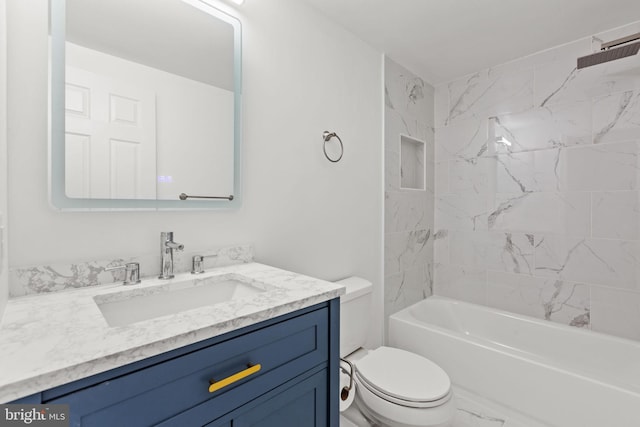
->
[159,232,184,279]
[191,254,218,274]
[105,262,141,285]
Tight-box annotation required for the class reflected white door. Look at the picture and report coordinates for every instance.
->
[65,66,157,199]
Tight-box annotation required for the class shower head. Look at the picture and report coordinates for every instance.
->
[577,32,640,70]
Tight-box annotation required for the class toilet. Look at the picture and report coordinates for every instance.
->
[338,277,455,427]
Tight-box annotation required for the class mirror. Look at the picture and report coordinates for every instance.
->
[49,0,241,209]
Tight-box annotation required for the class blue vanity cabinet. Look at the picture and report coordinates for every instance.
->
[23,299,340,426]
[168,366,327,426]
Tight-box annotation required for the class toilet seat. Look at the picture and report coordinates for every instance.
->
[355,347,452,408]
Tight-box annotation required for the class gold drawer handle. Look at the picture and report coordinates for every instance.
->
[208,364,262,393]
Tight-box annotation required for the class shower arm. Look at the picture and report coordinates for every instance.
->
[600,32,640,50]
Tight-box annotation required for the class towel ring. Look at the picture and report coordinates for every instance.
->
[323,131,344,163]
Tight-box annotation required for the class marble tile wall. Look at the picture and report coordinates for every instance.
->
[9,244,253,297]
[384,57,435,331]
[434,21,640,342]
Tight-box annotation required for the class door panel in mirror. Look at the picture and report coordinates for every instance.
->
[49,0,241,209]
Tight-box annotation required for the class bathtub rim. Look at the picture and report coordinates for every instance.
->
[389,295,640,396]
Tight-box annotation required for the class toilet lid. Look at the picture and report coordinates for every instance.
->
[355,347,451,403]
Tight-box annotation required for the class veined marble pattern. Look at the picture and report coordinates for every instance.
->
[448,157,493,195]
[433,229,450,264]
[385,106,429,151]
[491,101,592,154]
[385,56,433,125]
[534,53,640,108]
[385,192,433,233]
[592,191,640,240]
[535,236,640,290]
[435,161,449,194]
[385,149,400,192]
[0,262,344,402]
[9,244,254,297]
[486,271,590,327]
[435,84,449,128]
[384,229,432,277]
[436,193,489,231]
[494,148,563,193]
[384,57,434,320]
[452,387,552,427]
[590,286,640,341]
[488,192,590,237]
[434,263,486,305]
[563,141,640,191]
[446,65,533,126]
[447,140,640,195]
[384,263,433,322]
[449,231,536,276]
[435,117,488,163]
[434,21,640,341]
[592,90,640,144]
[497,141,640,193]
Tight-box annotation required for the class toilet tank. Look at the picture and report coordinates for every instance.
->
[337,277,373,357]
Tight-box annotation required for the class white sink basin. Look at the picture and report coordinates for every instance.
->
[94,273,270,327]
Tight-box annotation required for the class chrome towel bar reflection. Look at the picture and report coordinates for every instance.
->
[323,131,344,163]
[179,193,234,201]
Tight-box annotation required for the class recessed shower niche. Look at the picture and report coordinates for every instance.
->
[399,134,426,190]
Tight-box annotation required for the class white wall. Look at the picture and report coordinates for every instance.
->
[0,0,8,322]
[6,0,384,345]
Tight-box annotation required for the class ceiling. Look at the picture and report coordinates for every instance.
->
[300,0,640,84]
[66,0,235,89]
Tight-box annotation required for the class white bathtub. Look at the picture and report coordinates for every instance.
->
[388,296,640,427]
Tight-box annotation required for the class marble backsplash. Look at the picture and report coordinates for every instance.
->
[433,20,640,342]
[9,244,253,297]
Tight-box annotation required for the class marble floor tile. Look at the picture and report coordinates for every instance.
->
[453,387,552,427]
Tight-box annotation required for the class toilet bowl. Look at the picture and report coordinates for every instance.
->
[351,347,455,427]
[338,277,455,427]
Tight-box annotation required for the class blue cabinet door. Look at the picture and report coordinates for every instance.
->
[232,369,327,427]
[202,369,329,427]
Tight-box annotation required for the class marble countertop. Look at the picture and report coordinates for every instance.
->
[0,262,344,402]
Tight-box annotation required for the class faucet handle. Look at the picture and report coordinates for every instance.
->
[191,254,218,274]
[106,262,141,285]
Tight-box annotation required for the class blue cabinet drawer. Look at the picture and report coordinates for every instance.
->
[49,307,329,426]
[160,366,327,427]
